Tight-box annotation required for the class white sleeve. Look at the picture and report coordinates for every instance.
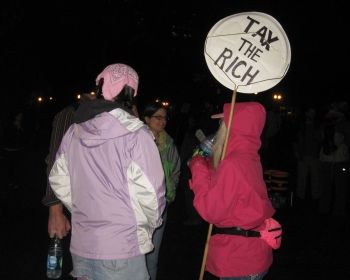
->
[49,153,72,212]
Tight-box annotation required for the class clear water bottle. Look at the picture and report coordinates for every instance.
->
[193,134,216,158]
[46,236,63,279]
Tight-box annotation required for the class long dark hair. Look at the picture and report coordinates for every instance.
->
[95,78,136,110]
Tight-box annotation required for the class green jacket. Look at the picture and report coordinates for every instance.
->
[157,131,181,203]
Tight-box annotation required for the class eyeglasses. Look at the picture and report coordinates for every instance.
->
[151,115,168,121]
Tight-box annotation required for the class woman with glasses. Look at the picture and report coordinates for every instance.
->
[141,101,181,280]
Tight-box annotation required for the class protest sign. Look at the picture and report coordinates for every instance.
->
[204,12,291,93]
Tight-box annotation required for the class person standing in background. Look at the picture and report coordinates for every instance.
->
[319,123,349,217]
[293,107,322,202]
[141,101,181,280]
[180,115,204,226]
[49,63,166,280]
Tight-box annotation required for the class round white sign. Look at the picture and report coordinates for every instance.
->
[204,12,291,94]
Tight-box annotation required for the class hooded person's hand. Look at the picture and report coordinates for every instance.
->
[188,155,209,170]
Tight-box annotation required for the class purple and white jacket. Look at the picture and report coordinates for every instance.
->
[49,106,165,260]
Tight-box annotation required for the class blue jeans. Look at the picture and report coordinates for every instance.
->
[146,208,167,280]
[220,271,268,280]
[71,254,149,280]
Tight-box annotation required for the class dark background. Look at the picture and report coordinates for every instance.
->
[1,2,350,279]
[1,0,348,111]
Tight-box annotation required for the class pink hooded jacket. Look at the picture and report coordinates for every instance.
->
[189,102,275,277]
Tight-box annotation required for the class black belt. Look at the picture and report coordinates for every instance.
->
[213,226,261,237]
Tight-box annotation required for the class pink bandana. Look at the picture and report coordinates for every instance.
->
[96,63,139,101]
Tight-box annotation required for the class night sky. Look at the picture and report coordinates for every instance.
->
[1,0,348,109]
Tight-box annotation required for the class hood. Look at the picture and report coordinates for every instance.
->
[223,102,266,156]
[74,100,145,147]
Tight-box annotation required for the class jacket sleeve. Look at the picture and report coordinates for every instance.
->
[169,143,181,189]
[189,157,239,225]
[129,129,166,229]
[164,143,181,202]
[48,129,73,212]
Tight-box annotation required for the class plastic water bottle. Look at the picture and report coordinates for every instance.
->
[193,134,216,158]
[200,134,216,157]
[46,236,63,279]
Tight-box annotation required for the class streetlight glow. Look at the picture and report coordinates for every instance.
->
[273,93,282,100]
